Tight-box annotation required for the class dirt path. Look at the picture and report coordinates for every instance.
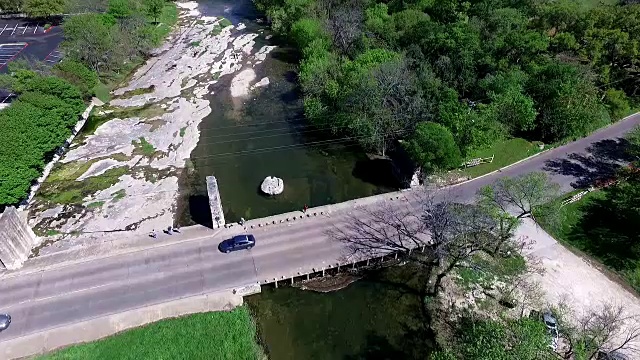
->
[520,218,640,354]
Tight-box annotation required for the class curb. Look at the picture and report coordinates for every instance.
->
[449,148,551,189]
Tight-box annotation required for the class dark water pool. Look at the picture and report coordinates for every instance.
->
[245,266,435,360]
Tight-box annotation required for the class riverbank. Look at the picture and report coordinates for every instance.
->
[26,1,278,248]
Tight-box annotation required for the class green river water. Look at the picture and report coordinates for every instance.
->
[246,266,435,359]
[179,2,426,358]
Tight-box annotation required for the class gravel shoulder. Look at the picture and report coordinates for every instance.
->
[520,218,640,352]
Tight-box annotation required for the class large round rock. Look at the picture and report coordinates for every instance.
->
[260,176,284,195]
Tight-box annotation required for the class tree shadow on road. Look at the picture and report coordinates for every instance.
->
[544,138,633,189]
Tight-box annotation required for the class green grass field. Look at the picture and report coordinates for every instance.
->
[535,189,640,292]
[151,3,180,45]
[538,190,606,241]
[38,307,264,360]
[460,138,542,178]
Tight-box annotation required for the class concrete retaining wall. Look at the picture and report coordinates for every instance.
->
[0,206,38,270]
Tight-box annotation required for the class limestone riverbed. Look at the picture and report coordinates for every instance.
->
[27,1,275,250]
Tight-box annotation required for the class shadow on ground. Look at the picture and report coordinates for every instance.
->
[544,138,633,188]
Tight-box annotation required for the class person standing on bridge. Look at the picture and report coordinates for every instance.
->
[303,204,308,213]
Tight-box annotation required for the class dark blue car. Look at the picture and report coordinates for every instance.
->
[219,234,256,253]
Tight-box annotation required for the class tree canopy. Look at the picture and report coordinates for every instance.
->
[23,0,67,17]
[256,0,639,171]
[0,71,85,206]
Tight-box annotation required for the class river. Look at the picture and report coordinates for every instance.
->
[245,265,435,359]
[177,0,399,226]
[178,1,425,357]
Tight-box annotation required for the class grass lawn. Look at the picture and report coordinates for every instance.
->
[38,307,264,360]
[460,138,542,178]
[535,190,640,293]
[151,3,180,45]
[92,82,111,103]
[538,190,606,242]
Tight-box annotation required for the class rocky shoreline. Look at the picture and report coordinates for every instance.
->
[294,274,363,293]
[28,1,276,254]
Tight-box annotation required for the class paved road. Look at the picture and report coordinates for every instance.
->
[0,113,638,346]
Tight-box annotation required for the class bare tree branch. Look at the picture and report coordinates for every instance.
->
[328,190,520,297]
[478,172,561,220]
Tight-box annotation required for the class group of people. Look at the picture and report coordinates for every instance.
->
[149,225,180,239]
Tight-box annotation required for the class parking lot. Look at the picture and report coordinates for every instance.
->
[0,21,52,37]
[0,42,28,69]
[44,48,63,65]
[0,19,63,73]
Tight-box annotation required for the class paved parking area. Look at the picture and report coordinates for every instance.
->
[43,48,63,65]
[0,42,28,69]
[0,19,63,73]
[0,22,50,37]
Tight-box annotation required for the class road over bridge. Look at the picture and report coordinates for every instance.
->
[0,113,639,357]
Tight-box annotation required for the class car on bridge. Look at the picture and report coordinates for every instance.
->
[218,234,256,253]
[0,313,11,332]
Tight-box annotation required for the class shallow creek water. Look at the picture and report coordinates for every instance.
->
[245,265,435,359]
[177,0,398,225]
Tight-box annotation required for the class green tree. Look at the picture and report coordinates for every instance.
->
[404,122,462,173]
[603,88,631,121]
[0,0,24,12]
[23,0,67,17]
[337,55,424,156]
[480,8,548,71]
[143,0,164,24]
[481,70,537,134]
[478,172,561,220]
[528,61,610,142]
[53,60,99,99]
[62,14,113,73]
[108,0,132,19]
[433,316,555,360]
[0,71,84,206]
[290,18,327,50]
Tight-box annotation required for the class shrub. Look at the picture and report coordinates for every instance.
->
[53,60,99,99]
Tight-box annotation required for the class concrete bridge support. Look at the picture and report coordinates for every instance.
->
[206,176,226,229]
[0,206,38,270]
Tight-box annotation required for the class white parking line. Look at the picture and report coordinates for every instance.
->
[1,94,13,103]
[10,26,17,35]
[33,24,39,34]
[0,24,7,36]
[22,26,27,35]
